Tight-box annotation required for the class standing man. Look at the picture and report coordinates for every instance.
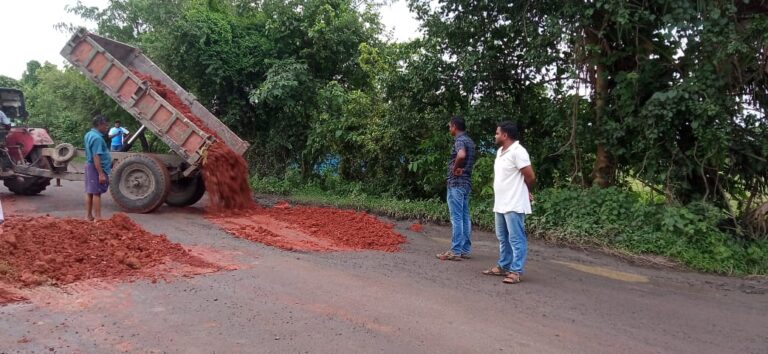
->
[483,121,535,284]
[437,116,476,261]
[85,115,112,221]
[108,120,129,152]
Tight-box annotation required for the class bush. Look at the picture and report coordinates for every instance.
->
[528,187,768,275]
[249,175,768,275]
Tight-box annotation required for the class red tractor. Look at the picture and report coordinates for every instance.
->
[0,87,57,196]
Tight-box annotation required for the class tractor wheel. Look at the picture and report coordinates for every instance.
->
[110,155,171,213]
[165,175,206,207]
[4,147,52,196]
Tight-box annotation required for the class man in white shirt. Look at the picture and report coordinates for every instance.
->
[482,121,536,284]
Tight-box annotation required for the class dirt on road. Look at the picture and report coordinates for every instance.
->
[1,182,767,354]
[133,74,407,254]
[0,213,220,304]
[134,71,253,211]
[206,202,405,252]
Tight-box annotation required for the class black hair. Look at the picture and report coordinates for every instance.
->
[115,120,121,124]
[92,114,108,127]
[450,116,466,131]
[497,121,519,140]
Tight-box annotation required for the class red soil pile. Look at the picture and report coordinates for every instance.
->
[409,223,423,233]
[0,288,26,305]
[133,71,406,252]
[207,204,406,252]
[0,214,216,288]
[133,71,253,211]
[201,142,253,211]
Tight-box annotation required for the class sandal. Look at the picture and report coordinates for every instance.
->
[502,272,522,284]
[436,251,462,261]
[482,266,508,276]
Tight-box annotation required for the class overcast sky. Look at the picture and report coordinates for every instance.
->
[0,0,421,80]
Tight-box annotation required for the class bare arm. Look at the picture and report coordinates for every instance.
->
[93,155,106,183]
[520,165,536,190]
[453,148,467,175]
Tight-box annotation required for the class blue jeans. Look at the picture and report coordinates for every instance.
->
[495,212,527,273]
[111,145,123,152]
[447,187,471,255]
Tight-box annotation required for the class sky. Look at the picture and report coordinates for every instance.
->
[0,0,421,80]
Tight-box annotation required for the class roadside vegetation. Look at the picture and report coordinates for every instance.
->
[253,175,768,275]
[2,0,765,275]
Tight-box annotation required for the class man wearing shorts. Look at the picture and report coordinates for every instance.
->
[85,115,112,221]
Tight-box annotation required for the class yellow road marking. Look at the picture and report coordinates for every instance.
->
[552,261,650,283]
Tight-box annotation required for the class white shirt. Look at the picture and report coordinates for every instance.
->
[493,141,532,214]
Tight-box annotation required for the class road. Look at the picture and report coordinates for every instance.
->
[1,180,767,354]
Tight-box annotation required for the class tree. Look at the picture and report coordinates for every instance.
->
[24,64,132,145]
[0,75,20,89]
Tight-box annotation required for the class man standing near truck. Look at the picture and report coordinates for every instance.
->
[108,120,129,152]
[85,115,112,221]
[436,116,476,261]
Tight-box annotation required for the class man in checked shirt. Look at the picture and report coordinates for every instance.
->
[436,116,476,261]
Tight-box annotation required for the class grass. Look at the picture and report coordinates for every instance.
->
[285,187,450,224]
[251,177,768,276]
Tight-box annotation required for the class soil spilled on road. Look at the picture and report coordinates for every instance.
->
[201,142,252,211]
[134,72,253,211]
[207,203,406,252]
[0,287,26,305]
[136,72,405,252]
[0,213,219,304]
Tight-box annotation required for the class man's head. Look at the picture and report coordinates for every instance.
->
[114,120,121,128]
[495,121,519,146]
[448,116,466,137]
[92,115,109,134]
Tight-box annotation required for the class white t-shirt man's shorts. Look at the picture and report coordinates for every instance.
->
[493,141,532,214]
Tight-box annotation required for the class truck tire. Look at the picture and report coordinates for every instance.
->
[165,175,206,207]
[51,143,76,163]
[110,155,171,213]
[4,147,52,196]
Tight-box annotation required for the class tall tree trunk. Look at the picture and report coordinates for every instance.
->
[586,26,615,188]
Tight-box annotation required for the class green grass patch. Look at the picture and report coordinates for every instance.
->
[528,187,768,275]
[251,176,768,276]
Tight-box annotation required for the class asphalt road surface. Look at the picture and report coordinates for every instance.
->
[1,180,767,354]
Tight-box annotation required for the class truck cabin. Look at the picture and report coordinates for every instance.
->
[0,88,29,121]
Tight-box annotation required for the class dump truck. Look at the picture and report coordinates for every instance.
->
[0,29,249,213]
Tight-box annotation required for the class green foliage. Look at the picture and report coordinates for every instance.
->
[409,0,768,211]
[0,75,20,89]
[23,63,132,145]
[252,174,767,274]
[19,0,764,274]
[529,187,768,275]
